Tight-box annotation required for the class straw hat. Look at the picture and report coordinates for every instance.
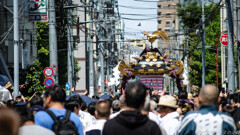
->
[188,93,194,100]
[158,95,178,108]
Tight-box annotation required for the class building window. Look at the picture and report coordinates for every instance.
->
[158,28,162,31]
[166,21,171,26]
[163,6,168,9]
[136,40,141,43]
[158,5,161,8]
[158,20,162,24]
[158,12,162,16]
[137,45,143,47]
[166,13,171,18]
[130,40,135,42]
[165,29,170,32]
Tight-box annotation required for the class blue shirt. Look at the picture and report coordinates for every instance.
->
[34,108,84,135]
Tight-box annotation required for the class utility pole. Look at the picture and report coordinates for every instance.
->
[89,0,94,97]
[48,0,58,83]
[67,0,73,90]
[13,0,19,98]
[98,0,106,95]
[202,0,206,87]
[169,22,173,94]
[107,21,111,94]
[186,34,190,93]
[97,0,105,95]
[100,45,104,95]
[226,0,235,93]
[237,0,240,89]
[107,48,110,92]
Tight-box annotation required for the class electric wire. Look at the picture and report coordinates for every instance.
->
[134,0,159,2]
[118,5,158,9]
[0,0,30,45]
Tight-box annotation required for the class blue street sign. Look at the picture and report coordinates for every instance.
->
[44,78,54,87]
[66,82,70,91]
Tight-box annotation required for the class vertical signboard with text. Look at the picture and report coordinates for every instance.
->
[29,0,48,22]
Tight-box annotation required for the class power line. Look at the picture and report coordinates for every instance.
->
[122,17,157,21]
[120,13,157,16]
[0,0,30,44]
[134,0,159,2]
[118,5,157,9]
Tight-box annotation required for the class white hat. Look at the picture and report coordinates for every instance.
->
[158,95,178,108]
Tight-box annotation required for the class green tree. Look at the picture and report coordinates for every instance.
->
[177,2,221,87]
[19,1,80,96]
[19,60,45,96]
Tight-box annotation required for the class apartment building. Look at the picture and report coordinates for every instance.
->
[157,0,178,57]
[157,0,178,35]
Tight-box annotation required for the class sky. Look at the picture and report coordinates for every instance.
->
[118,0,158,39]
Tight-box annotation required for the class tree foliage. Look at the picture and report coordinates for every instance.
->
[177,2,221,87]
[19,0,80,96]
[19,60,45,96]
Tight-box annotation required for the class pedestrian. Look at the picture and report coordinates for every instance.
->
[86,100,111,135]
[178,84,236,135]
[79,100,97,133]
[102,80,164,135]
[194,95,200,110]
[142,95,160,125]
[229,93,240,130]
[158,95,181,135]
[0,108,21,135]
[34,84,84,135]
[111,99,120,113]
[65,95,81,115]
[14,103,55,135]
[88,102,97,116]
[109,95,127,119]
[0,84,12,102]
[29,95,44,116]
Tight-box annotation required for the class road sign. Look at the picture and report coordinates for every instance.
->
[66,82,70,91]
[44,67,54,77]
[50,64,57,71]
[44,78,54,87]
[220,33,237,46]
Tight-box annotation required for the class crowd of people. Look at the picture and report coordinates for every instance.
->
[0,79,240,135]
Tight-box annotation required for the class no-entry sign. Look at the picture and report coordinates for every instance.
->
[44,67,54,77]
[44,78,54,87]
[220,33,236,46]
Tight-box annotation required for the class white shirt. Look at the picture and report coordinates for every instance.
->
[148,111,160,125]
[109,109,126,119]
[0,86,12,102]
[85,119,106,132]
[78,110,97,133]
[159,112,180,135]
